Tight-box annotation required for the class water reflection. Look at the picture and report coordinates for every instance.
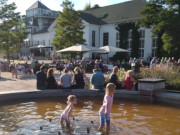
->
[0,98,180,135]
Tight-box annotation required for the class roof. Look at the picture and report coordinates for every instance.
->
[80,0,146,25]
[27,1,50,11]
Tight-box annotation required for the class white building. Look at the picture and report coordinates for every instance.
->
[25,0,158,60]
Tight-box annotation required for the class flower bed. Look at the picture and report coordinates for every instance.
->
[134,67,180,91]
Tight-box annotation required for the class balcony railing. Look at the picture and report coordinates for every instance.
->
[27,13,58,18]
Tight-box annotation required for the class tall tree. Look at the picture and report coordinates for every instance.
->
[92,4,100,9]
[52,0,85,50]
[137,0,180,58]
[0,0,27,63]
[84,3,91,10]
[84,3,100,11]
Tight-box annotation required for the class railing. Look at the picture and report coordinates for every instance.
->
[27,13,57,18]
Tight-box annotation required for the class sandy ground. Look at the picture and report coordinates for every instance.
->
[0,72,37,92]
[0,70,99,92]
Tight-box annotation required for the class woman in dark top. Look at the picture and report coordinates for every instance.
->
[73,67,86,89]
[47,68,58,89]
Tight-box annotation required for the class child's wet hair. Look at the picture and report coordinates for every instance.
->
[106,83,116,94]
[67,95,77,104]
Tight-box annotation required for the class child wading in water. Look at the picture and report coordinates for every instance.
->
[98,83,116,131]
[60,95,77,127]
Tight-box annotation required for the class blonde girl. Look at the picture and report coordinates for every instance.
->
[98,83,116,131]
[60,95,77,126]
[125,70,137,90]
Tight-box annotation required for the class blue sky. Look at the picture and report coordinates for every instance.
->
[8,0,131,15]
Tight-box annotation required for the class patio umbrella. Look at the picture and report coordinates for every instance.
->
[99,46,130,53]
[30,45,53,48]
[56,44,103,53]
[99,46,130,61]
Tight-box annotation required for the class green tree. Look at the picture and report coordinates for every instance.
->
[137,0,180,58]
[84,3,91,10]
[0,0,27,63]
[92,4,100,9]
[131,26,140,58]
[52,0,85,50]
[84,3,100,11]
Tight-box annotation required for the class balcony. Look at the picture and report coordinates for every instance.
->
[28,13,58,19]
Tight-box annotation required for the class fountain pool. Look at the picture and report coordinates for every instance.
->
[0,97,180,135]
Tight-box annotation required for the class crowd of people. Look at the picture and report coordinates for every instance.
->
[4,56,180,91]
[128,57,180,69]
[149,57,180,69]
[36,65,88,90]
[9,62,32,78]
[36,63,137,91]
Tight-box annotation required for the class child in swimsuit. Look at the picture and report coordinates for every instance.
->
[60,95,77,126]
[98,83,116,131]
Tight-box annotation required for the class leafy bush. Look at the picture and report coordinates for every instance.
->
[137,67,180,91]
[117,68,127,82]
[106,68,127,83]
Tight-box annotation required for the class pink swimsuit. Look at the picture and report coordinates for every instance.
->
[60,104,72,120]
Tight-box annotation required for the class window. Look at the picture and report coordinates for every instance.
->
[43,40,45,45]
[139,29,145,58]
[103,33,109,46]
[152,38,157,48]
[140,30,145,38]
[116,32,120,47]
[140,39,144,48]
[139,49,144,58]
[152,37,158,57]
[139,40,145,58]
[49,40,51,46]
[92,31,95,47]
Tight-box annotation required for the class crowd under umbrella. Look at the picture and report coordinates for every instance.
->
[56,44,104,59]
[99,45,130,61]
[30,45,53,58]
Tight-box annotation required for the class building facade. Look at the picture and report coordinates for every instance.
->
[25,0,157,60]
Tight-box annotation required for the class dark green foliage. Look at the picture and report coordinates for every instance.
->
[156,32,164,57]
[116,22,134,49]
[92,4,100,9]
[137,0,180,59]
[131,26,140,58]
[52,0,85,50]
[0,0,28,63]
[84,3,100,10]
[114,22,140,61]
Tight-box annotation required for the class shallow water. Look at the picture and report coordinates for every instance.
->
[0,97,180,135]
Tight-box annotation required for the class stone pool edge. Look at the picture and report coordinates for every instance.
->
[0,89,180,105]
